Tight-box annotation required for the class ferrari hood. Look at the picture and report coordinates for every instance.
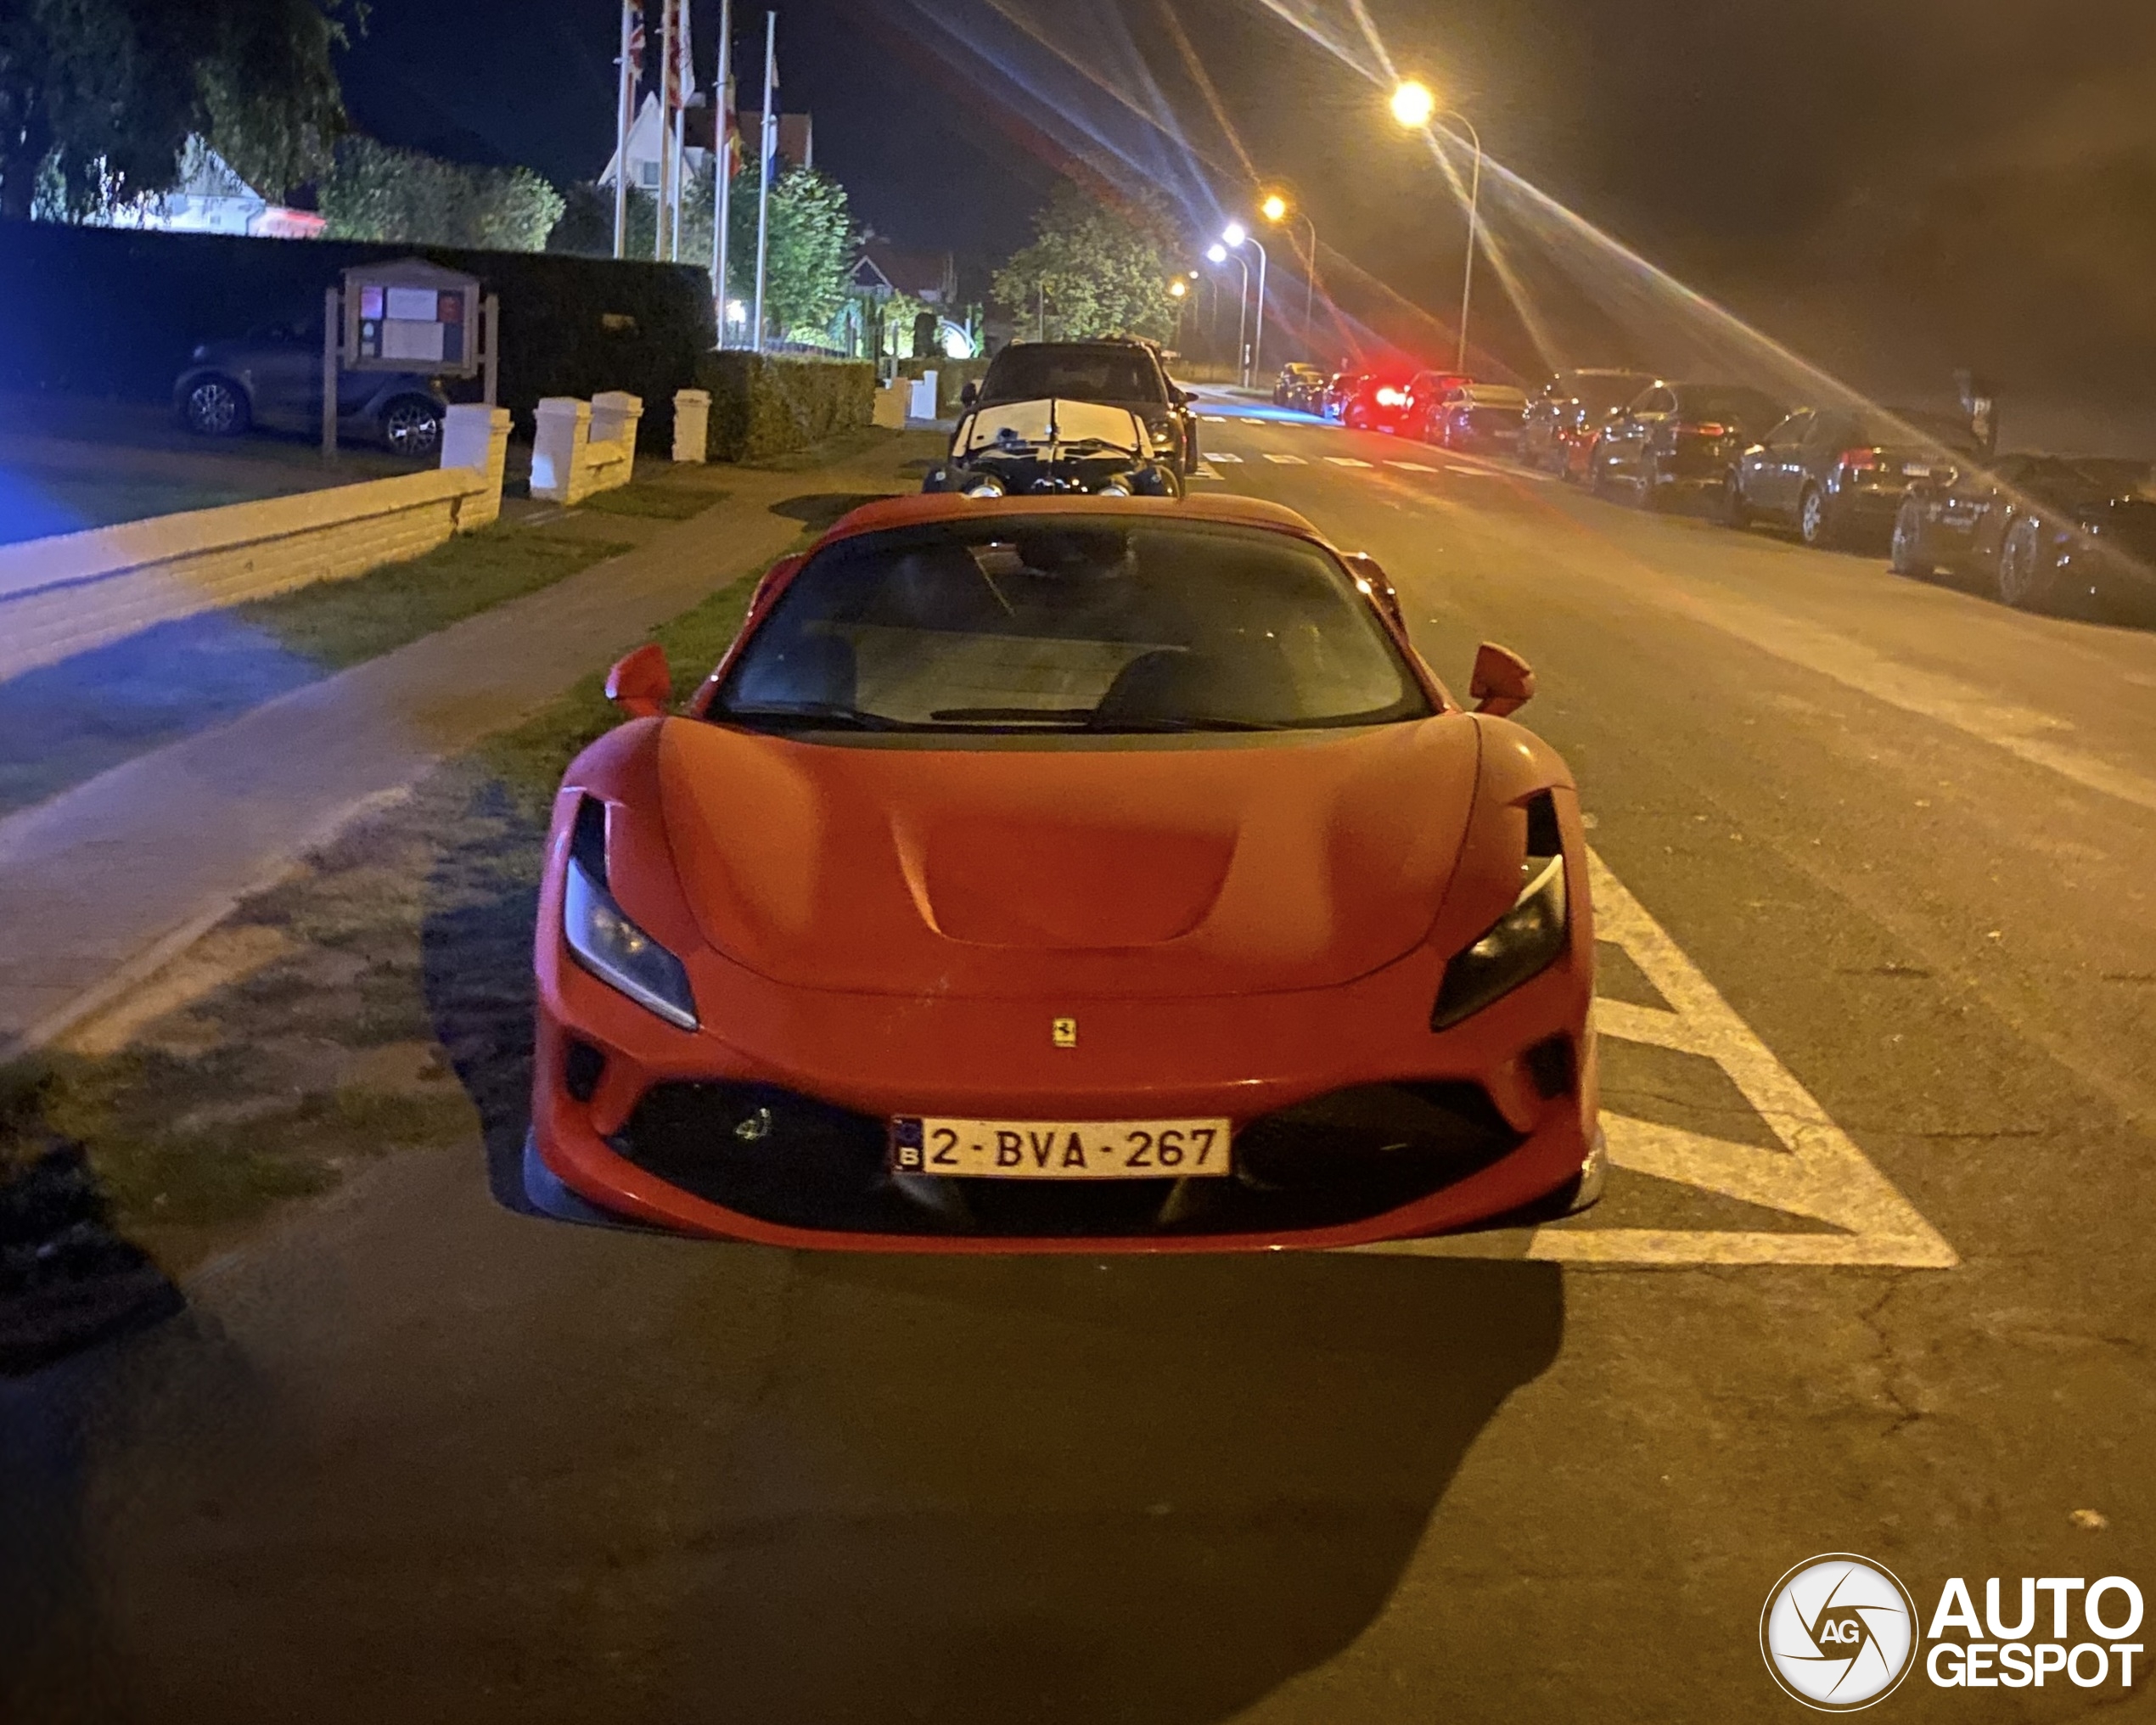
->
[653,716,1481,998]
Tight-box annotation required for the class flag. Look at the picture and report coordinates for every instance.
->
[625,16,645,84]
[672,0,695,104]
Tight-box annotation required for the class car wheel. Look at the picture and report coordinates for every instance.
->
[1996,516,2058,610]
[1345,403,1368,430]
[1797,484,1834,548]
[182,376,251,438]
[381,396,444,459]
[1591,457,1618,500]
[1721,472,1751,528]
[1889,499,1934,577]
[1637,459,1664,510]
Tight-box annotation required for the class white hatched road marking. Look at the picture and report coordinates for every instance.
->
[1207,451,1244,463]
[1325,456,1373,468]
[1262,452,1307,464]
[1357,849,1956,1269]
[1387,461,1439,473]
[1190,464,1223,480]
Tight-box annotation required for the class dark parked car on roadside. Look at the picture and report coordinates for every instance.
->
[964,339,1198,475]
[1522,368,1653,475]
[1273,362,1327,411]
[173,310,449,458]
[1889,452,2156,615]
[1425,382,1529,454]
[1728,406,1980,548]
[1320,370,1367,422]
[1589,380,1787,511]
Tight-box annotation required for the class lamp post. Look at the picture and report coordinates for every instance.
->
[1206,241,1248,384]
[1168,276,1188,349]
[1223,222,1266,387]
[1260,190,1321,360]
[1391,81,1483,374]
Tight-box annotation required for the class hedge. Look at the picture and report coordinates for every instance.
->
[0,220,714,451]
[699,351,874,461]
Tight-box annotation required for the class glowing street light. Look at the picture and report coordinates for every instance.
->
[1205,242,1227,264]
[1260,189,1321,357]
[1206,243,1250,383]
[1390,79,1435,129]
[1222,223,1268,386]
[1221,221,1248,249]
[1387,81,1483,373]
[1167,278,1187,299]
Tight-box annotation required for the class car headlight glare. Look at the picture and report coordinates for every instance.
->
[962,476,1006,498]
[1431,853,1569,1030]
[564,857,699,1029]
[1093,478,1133,496]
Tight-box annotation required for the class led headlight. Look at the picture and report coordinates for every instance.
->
[1093,478,1133,496]
[564,857,699,1030]
[1430,852,1568,1030]
[961,475,1006,499]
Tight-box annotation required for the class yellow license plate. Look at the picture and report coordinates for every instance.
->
[889,1116,1232,1179]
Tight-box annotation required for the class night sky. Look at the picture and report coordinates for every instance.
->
[339,0,2156,401]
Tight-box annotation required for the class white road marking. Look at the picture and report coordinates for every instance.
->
[1388,461,1439,473]
[1207,451,1244,463]
[1262,452,1308,465]
[1190,464,1223,480]
[1324,456,1373,468]
[1357,848,1957,1269]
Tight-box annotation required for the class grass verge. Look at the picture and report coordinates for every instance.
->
[0,549,781,1275]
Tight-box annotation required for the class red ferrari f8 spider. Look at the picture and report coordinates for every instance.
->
[526,492,1602,1250]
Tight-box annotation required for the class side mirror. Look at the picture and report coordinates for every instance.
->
[1468,642,1535,717]
[1174,387,1193,406]
[1341,552,1404,627]
[959,381,979,407]
[605,643,673,719]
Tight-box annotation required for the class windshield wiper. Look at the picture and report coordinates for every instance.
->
[1089,716,1292,733]
[721,702,906,731]
[928,705,1094,724]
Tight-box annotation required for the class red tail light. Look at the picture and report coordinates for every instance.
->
[1677,421,1729,439]
[1839,447,1881,471]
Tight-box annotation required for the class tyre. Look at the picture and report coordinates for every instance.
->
[1636,458,1664,511]
[1591,455,1619,500]
[1889,499,1934,577]
[1720,472,1751,528]
[182,376,250,438]
[1345,402,1369,430]
[1996,515,2058,610]
[380,396,444,459]
[1797,484,1835,548]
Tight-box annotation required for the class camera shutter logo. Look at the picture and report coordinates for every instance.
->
[1761,1554,1919,1710]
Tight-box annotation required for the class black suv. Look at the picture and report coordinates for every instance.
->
[963,340,1199,475]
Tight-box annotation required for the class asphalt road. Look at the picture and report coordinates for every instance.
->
[6,402,2156,1721]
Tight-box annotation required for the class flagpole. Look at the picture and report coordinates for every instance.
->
[669,0,691,262]
[751,9,776,351]
[712,0,733,345]
[653,0,673,261]
[611,0,633,258]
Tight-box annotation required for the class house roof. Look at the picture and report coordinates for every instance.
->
[854,239,956,301]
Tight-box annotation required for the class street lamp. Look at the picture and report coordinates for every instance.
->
[1390,79,1435,129]
[1168,275,1188,347]
[1206,241,1249,383]
[1223,223,1267,387]
[1390,81,1483,374]
[1259,188,1321,359]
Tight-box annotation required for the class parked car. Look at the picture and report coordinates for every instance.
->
[964,339,1198,475]
[173,310,448,458]
[1589,381,1788,511]
[1321,371,1368,422]
[1728,407,1980,548]
[1427,382,1530,455]
[528,491,1601,1249]
[1889,452,2156,615]
[1333,369,1454,434]
[923,396,1182,498]
[1273,363,1327,411]
[1522,369,1653,475]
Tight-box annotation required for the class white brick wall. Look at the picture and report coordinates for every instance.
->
[0,466,491,685]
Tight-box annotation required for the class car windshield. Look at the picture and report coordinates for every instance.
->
[711,517,1433,736]
[1856,410,1980,452]
[981,346,1163,404]
[1573,374,1647,413]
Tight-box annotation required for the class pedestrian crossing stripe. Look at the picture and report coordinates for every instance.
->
[1388,461,1438,472]
[1207,451,1244,463]
[1356,848,1957,1270]
[1325,456,1373,468]
[1190,464,1222,480]
[1262,452,1307,464]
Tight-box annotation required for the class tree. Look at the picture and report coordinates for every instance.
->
[0,0,349,221]
[725,163,855,342]
[992,179,1181,344]
[321,138,565,253]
